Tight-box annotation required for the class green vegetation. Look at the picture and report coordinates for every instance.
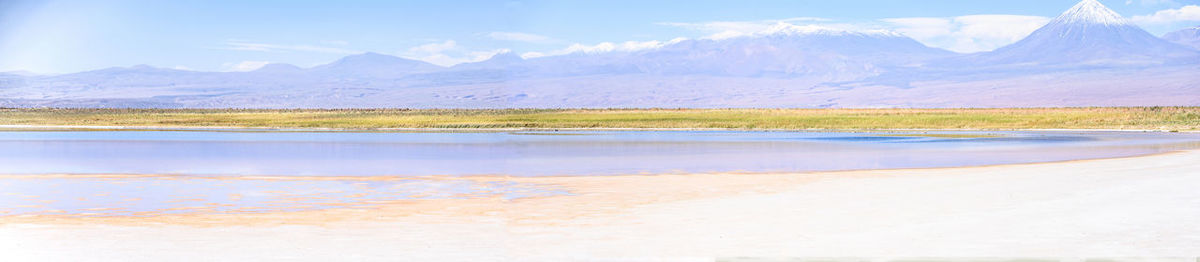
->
[0,107,1197,131]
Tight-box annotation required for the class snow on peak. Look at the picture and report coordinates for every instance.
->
[764,23,902,37]
[488,50,523,60]
[706,23,903,40]
[1054,0,1131,26]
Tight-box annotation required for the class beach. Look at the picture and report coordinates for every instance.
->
[2,150,1198,261]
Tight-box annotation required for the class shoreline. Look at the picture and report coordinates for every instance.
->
[2,149,1199,258]
[1,149,1196,226]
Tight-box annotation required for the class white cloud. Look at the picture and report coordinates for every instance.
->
[703,30,752,40]
[401,40,509,66]
[1126,0,1179,6]
[522,38,688,59]
[879,18,953,40]
[487,32,558,44]
[518,52,545,59]
[663,15,1048,53]
[881,15,1050,53]
[222,61,271,72]
[658,17,831,35]
[171,65,193,71]
[1131,5,1200,25]
[409,40,458,54]
[223,40,360,54]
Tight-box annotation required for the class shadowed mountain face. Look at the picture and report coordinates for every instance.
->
[1164,26,1200,50]
[622,28,954,79]
[252,63,304,74]
[452,52,526,71]
[308,52,443,79]
[1,0,1198,109]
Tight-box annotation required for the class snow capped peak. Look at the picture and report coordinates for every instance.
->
[705,23,903,40]
[487,50,523,61]
[955,0,1198,67]
[1054,0,1131,26]
[763,23,901,37]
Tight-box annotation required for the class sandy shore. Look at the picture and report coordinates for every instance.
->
[3,151,1200,261]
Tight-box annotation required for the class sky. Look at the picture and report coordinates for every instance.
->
[1,0,1199,74]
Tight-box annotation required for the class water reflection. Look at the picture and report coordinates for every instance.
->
[0,177,565,216]
[0,131,1196,176]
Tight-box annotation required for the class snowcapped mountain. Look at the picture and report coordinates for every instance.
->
[2,0,1197,109]
[949,0,1197,67]
[1163,26,1200,50]
[427,26,951,81]
[622,25,952,79]
[441,24,952,81]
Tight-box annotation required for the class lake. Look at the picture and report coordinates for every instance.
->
[3,130,1199,216]
[1,130,1198,176]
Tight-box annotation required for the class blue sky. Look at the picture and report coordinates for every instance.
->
[2,0,1198,74]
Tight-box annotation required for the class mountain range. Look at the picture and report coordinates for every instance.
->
[1164,26,1200,50]
[2,0,1198,108]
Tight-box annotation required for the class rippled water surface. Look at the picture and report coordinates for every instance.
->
[2,130,1199,216]
[1,130,1198,176]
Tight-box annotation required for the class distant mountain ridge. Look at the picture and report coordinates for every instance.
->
[252,63,304,74]
[308,52,442,79]
[1164,26,1200,50]
[2,0,1197,108]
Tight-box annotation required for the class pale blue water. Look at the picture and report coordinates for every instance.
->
[2,130,1199,216]
[0,130,1197,176]
[0,177,565,216]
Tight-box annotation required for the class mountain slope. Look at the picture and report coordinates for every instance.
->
[252,63,305,74]
[2,0,1197,108]
[451,51,526,71]
[629,25,953,79]
[308,52,443,78]
[510,25,954,80]
[951,0,1197,67]
[1163,26,1200,50]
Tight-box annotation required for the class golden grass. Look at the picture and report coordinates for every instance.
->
[0,107,1196,131]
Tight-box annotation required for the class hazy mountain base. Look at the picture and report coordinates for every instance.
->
[3,65,1196,109]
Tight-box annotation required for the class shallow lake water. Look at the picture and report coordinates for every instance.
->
[0,130,1198,176]
[0,177,565,217]
[2,130,1199,216]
